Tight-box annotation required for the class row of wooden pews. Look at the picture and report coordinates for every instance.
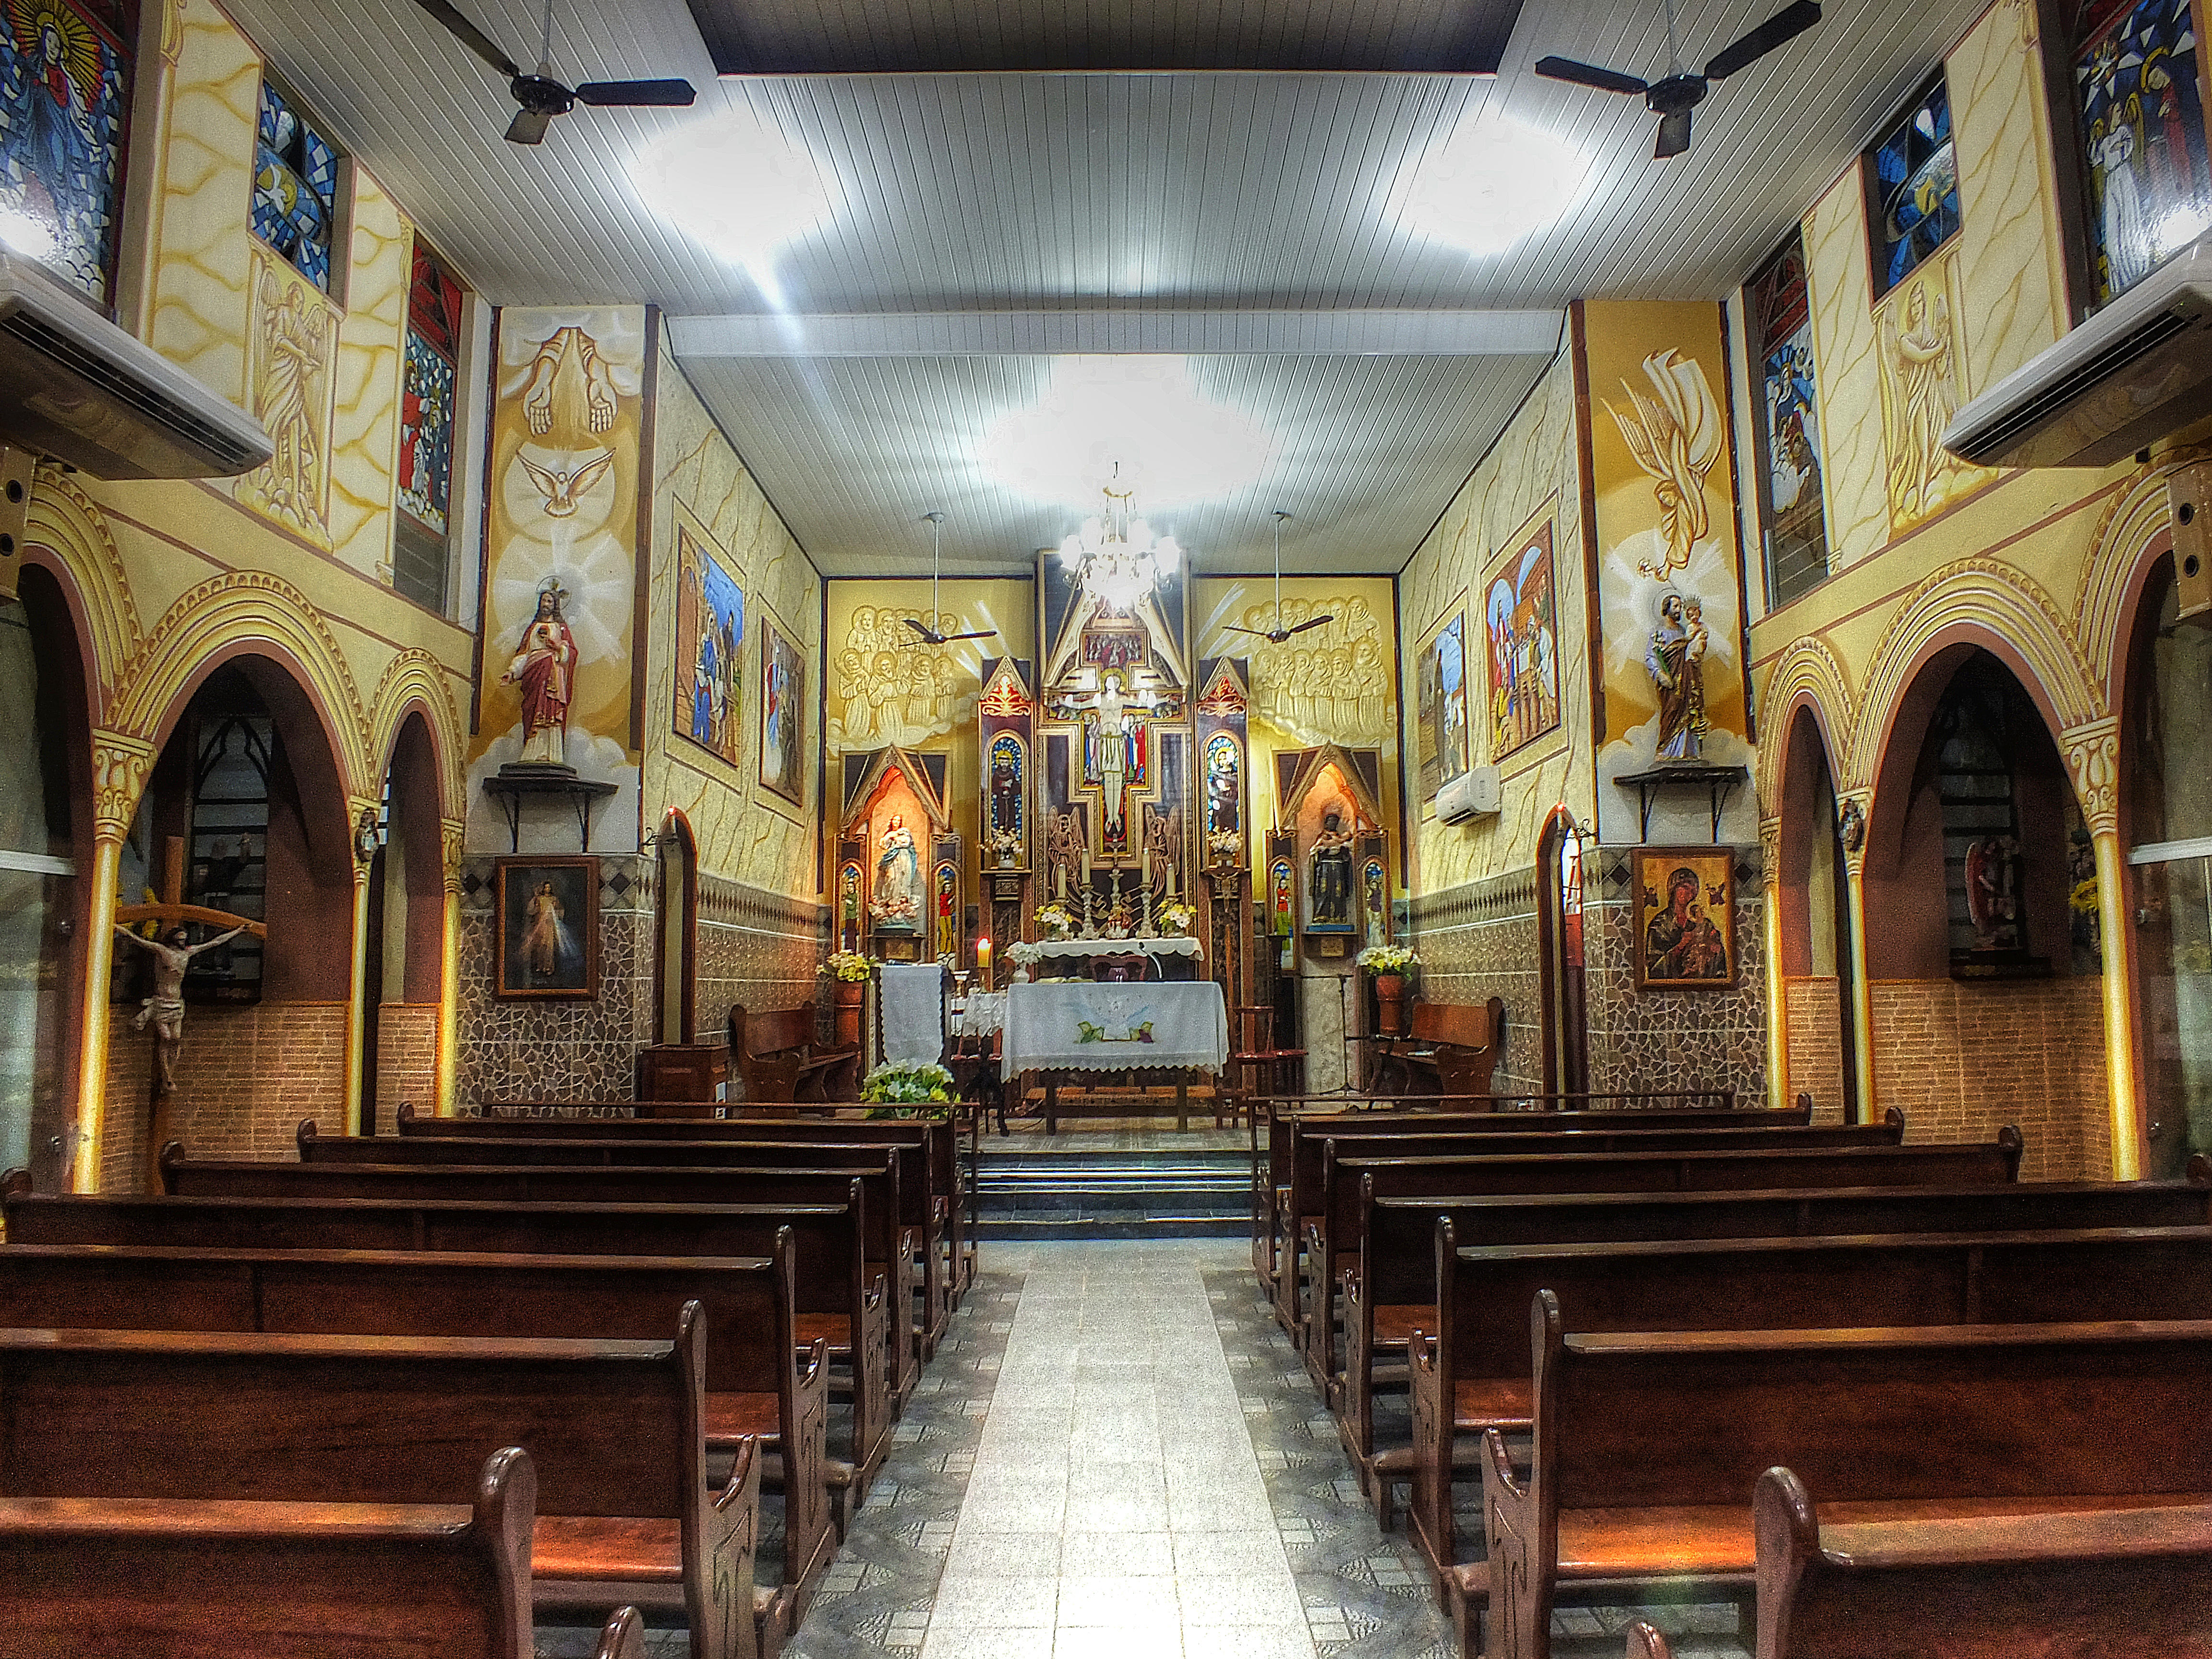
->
[1251,1090,2212,1658]
[0,1104,973,1659]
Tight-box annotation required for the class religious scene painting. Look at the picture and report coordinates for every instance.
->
[1633,846,1736,991]
[1484,513,1561,760]
[760,616,806,807]
[0,0,133,304]
[1867,71,1961,296]
[495,857,598,998]
[673,524,745,768]
[1415,609,1467,803]
[2077,0,2212,302]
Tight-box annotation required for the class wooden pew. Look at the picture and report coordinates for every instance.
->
[1384,997,1507,1094]
[732,1003,858,1103]
[1471,1301,2212,1659]
[0,1444,546,1659]
[1753,1464,2212,1659]
[394,1105,971,1329]
[0,1318,760,1659]
[1343,1173,2212,1527]
[1412,1220,2212,1610]
[168,1144,918,1420]
[294,1123,931,1391]
[0,1178,842,1606]
[1291,1112,1912,1369]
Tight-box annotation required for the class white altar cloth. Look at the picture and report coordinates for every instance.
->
[1007,935,1202,972]
[1000,978,1229,1081]
[879,961,946,1064]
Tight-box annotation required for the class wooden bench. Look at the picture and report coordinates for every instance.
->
[732,1003,857,1104]
[201,1139,922,1419]
[1753,1464,2212,1659]
[1382,997,1506,1094]
[0,1178,844,1608]
[1412,1221,2212,1619]
[1289,1109,1911,1368]
[1344,1173,2212,1529]
[0,1444,560,1659]
[1473,1303,2212,1659]
[0,1317,759,1659]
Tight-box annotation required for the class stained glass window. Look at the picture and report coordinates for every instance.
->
[2077,0,2212,304]
[252,74,340,292]
[1745,233,1829,608]
[1866,72,1961,296]
[394,240,466,612]
[0,0,136,305]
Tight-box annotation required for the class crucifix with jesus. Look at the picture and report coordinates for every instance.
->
[1056,665,1175,857]
[111,834,266,1098]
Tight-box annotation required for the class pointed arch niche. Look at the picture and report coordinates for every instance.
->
[1774,706,1856,1122]
[361,711,447,1133]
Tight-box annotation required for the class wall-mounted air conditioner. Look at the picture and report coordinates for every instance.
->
[1437,766,1500,824]
[0,252,272,482]
[1944,237,2212,470]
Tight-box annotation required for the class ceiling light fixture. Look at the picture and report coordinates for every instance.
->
[1058,463,1182,613]
[1397,113,1587,257]
[632,108,837,288]
[978,356,1273,510]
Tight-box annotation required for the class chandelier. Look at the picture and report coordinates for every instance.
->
[1057,466,1182,612]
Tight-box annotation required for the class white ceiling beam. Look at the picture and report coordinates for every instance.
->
[667,308,1565,357]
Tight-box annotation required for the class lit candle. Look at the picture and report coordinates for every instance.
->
[976,937,992,979]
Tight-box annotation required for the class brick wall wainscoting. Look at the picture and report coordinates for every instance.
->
[371,1002,441,1134]
[1783,976,1847,1124]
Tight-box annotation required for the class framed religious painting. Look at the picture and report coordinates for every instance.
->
[1483,508,1561,759]
[495,856,599,999]
[1414,606,1468,804]
[673,521,745,767]
[1631,846,1737,991]
[758,615,806,807]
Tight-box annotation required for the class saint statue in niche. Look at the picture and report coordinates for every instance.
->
[1965,835,2023,952]
[1645,591,1709,762]
[1204,734,1240,862]
[1310,809,1355,926]
[874,814,920,927]
[502,579,580,768]
[111,922,252,1097]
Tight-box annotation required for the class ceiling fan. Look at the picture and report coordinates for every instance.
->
[410,0,696,146]
[1221,512,1334,645]
[900,513,999,648]
[1535,0,1821,159]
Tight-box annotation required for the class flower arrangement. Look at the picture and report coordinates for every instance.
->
[2068,878,2099,918]
[861,1059,956,1117]
[1356,943,1419,975]
[822,950,872,983]
[1036,902,1076,938]
[1158,901,1196,935]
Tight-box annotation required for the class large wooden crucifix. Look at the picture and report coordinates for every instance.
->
[111,834,266,1100]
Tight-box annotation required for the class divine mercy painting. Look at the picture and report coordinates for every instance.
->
[495,856,598,999]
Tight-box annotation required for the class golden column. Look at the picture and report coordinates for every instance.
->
[1758,816,1789,1113]
[1835,790,1876,1127]
[343,798,379,1135]
[74,734,156,1191]
[2063,718,2142,1178]
[436,820,466,1116]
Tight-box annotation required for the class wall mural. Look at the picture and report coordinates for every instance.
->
[1414,608,1468,805]
[1484,507,1562,761]
[1585,301,1755,840]
[673,518,745,768]
[2077,0,2212,302]
[759,613,806,810]
[0,0,133,303]
[1875,250,1993,535]
[466,305,645,852]
[235,244,338,545]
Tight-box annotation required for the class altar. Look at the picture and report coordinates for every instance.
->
[1000,977,1230,1131]
[1007,934,1204,979]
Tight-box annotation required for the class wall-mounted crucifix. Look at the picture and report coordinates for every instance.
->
[111,834,268,1098]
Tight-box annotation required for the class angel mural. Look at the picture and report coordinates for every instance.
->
[1604,349,1724,581]
[1885,278,1961,522]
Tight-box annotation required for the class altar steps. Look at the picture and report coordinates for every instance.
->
[972,1146,1251,1238]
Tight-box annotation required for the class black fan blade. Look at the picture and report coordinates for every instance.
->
[575,78,697,107]
[1219,625,1277,639]
[410,0,520,77]
[505,106,552,144]
[900,617,933,636]
[1283,614,1336,636]
[943,629,997,642]
[1656,107,1693,157]
[1704,0,1820,79]
[1535,54,1649,95]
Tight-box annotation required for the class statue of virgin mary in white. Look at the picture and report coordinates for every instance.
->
[874,814,920,926]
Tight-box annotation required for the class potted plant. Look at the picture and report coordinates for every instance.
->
[1357,942,1419,1035]
[861,1058,956,1118]
[823,950,871,1047]
[1159,901,1196,936]
[1035,901,1075,940]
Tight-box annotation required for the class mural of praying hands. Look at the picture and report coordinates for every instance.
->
[1604,349,1723,580]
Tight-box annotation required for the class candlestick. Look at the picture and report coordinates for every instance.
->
[976,937,992,987]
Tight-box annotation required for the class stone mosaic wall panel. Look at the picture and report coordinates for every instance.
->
[1868,975,2109,1179]
[1584,846,1768,1106]
[455,854,654,1104]
[1407,869,1545,1095]
[1782,975,1847,1124]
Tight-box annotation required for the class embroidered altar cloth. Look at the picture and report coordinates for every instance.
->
[1000,979,1229,1081]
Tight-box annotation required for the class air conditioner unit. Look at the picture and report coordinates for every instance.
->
[1944,237,2212,470]
[1437,766,1500,825]
[0,252,272,482]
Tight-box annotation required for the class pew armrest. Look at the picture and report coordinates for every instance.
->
[597,1606,649,1659]
[702,1434,762,1659]
[1482,1426,1539,1659]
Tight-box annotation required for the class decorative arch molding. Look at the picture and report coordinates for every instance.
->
[368,650,467,820]
[109,570,375,794]
[1847,558,2103,788]
[1755,637,1859,805]
[25,469,143,711]
[2073,462,2182,703]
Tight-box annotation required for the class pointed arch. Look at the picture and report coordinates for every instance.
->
[368,649,467,821]
[1755,636,1859,803]
[24,470,143,720]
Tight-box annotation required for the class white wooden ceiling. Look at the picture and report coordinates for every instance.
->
[220,0,1998,573]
